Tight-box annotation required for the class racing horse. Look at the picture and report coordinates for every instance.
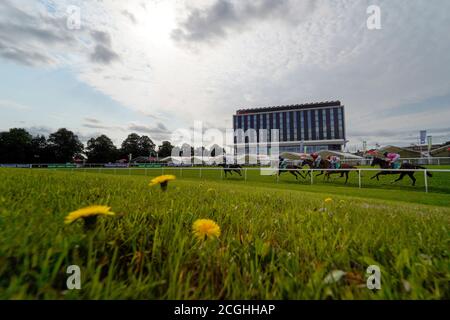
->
[370,157,432,186]
[324,163,357,184]
[303,158,331,177]
[278,164,305,180]
[303,159,356,184]
[218,163,243,178]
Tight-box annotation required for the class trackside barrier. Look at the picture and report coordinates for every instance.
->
[57,167,450,193]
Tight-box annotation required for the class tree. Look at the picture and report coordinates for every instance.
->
[47,128,84,163]
[86,135,118,163]
[0,128,32,163]
[120,133,156,159]
[30,135,50,163]
[157,141,174,158]
[139,135,156,156]
[120,133,140,159]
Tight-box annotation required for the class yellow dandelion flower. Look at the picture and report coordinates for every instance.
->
[324,197,333,203]
[192,219,221,241]
[65,206,114,231]
[149,175,176,191]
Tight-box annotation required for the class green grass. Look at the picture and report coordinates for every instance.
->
[0,168,449,299]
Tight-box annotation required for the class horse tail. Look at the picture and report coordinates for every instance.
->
[416,165,433,177]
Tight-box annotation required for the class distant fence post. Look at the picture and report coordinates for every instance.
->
[245,168,247,181]
[310,169,314,185]
[358,169,362,188]
[424,170,428,193]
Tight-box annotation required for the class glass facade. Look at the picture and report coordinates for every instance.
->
[233,103,346,154]
[233,106,345,142]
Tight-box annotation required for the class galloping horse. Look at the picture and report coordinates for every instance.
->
[303,159,330,177]
[324,163,357,184]
[278,164,305,180]
[370,157,432,186]
[218,163,243,178]
[303,159,355,184]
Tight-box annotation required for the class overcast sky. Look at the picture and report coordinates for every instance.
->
[1,0,449,150]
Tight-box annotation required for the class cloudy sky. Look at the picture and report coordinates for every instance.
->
[1,0,449,150]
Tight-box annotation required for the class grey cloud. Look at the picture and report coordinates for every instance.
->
[121,10,137,24]
[89,30,120,64]
[0,1,76,66]
[84,117,101,124]
[0,1,121,66]
[82,122,125,131]
[172,0,315,44]
[90,30,112,46]
[127,122,172,141]
[90,44,120,64]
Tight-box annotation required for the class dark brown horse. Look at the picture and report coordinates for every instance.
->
[278,164,305,180]
[303,159,330,177]
[370,157,432,186]
[324,163,357,184]
[304,159,355,184]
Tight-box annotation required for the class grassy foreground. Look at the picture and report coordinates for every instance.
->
[0,169,449,299]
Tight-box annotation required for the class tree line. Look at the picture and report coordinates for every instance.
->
[0,128,226,164]
[0,128,176,164]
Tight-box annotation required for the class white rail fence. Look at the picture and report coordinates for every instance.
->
[64,166,450,193]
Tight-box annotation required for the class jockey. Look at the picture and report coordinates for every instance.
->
[311,152,321,168]
[384,152,400,169]
[327,155,341,169]
[279,156,288,169]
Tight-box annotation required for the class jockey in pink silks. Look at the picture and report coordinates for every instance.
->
[384,152,401,169]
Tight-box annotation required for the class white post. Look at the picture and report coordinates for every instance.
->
[310,169,314,185]
[424,170,428,193]
[245,168,247,181]
[358,169,361,188]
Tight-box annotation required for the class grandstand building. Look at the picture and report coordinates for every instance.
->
[233,101,346,154]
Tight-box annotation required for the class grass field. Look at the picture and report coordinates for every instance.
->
[0,168,449,299]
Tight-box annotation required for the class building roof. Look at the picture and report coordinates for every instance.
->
[236,101,341,115]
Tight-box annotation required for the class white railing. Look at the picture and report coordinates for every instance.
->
[64,166,450,193]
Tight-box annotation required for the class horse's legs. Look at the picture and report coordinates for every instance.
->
[408,173,416,186]
[344,172,349,184]
[236,169,242,176]
[393,173,405,183]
